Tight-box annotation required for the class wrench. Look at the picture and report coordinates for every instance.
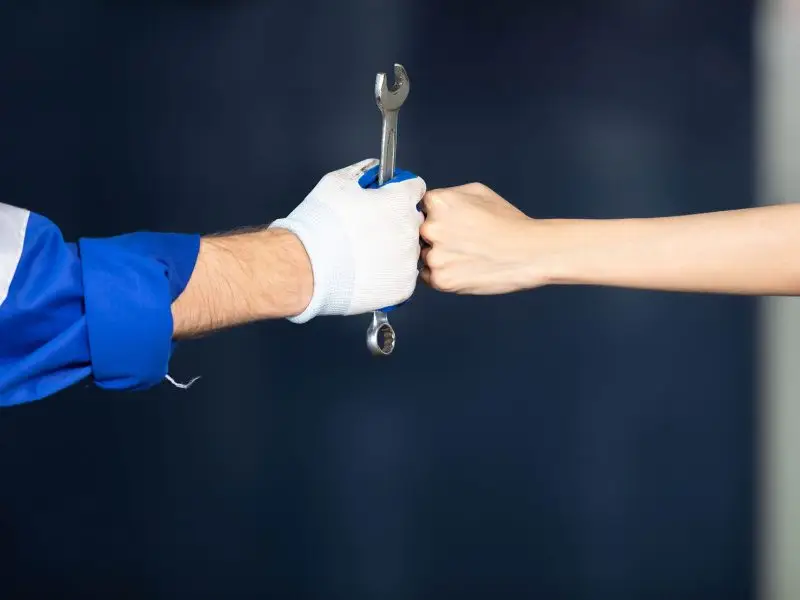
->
[366,63,410,357]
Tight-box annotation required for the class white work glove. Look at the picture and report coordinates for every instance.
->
[269,158,426,323]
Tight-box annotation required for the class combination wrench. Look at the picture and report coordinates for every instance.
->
[365,63,410,356]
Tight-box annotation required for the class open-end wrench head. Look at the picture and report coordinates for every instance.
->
[375,63,410,112]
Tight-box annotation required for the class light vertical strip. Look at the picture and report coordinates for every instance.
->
[757,1,800,598]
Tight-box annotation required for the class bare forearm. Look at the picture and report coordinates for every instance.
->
[539,204,800,295]
[171,228,313,338]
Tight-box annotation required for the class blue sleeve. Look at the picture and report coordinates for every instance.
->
[0,204,200,406]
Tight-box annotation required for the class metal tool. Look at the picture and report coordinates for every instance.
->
[366,63,410,357]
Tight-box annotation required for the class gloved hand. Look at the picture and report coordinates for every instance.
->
[269,158,425,323]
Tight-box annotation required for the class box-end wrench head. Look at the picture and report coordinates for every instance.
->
[366,310,395,356]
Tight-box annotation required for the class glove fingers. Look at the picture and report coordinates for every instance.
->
[373,172,427,208]
[334,158,380,182]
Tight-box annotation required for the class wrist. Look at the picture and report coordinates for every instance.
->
[534,218,632,287]
[258,228,314,318]
[519,218,590,287]
[171,228,313,337]
[269,204,355,323]
[198,229,313,321]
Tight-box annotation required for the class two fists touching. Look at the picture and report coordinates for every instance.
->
[267,159,535,322]
[262,155,800,326]
[175,157,800,337]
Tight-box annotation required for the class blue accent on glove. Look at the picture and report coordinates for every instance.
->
[357,165,418,189]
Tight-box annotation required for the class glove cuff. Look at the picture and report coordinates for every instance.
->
[269,202,354,323]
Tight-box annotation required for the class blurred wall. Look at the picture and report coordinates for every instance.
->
[0,2,755,599]
[757,1,800,599]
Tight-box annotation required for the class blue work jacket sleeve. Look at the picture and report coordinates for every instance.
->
[0,203,200,406]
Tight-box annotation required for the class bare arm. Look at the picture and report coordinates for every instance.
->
[541,204,800,295]
[171,228,312,338]
[0,159,425,405]
[420,183,800,296]
[172,158,425,337]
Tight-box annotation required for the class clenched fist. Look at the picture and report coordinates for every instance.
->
[419,183,545,294]
[419,183,800,298]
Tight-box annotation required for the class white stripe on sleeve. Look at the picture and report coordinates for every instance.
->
[0,203,30,308]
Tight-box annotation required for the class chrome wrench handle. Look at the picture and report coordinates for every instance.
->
[377,108,398,186]
[366,64,409,357]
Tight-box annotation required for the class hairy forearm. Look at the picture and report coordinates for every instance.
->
[536,204,800,295]
[171,228,313,338]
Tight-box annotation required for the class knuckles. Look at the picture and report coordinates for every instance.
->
[421,250,457,292]
[424,249,445,269]
[463,182,489,194]
[427,269,455,292]
[422,189,447,212]
[419,220,439,243]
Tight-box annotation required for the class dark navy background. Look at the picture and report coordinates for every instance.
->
[0,1,755,598]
